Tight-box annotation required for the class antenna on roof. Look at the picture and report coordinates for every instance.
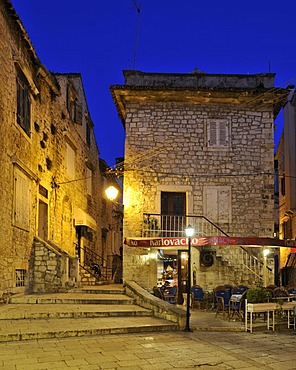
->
[132,0,141,70]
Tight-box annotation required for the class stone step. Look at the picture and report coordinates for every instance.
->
[0,316,179,342]
[1,285,181,342]
[9,293,134,305]
[0,304,153,320]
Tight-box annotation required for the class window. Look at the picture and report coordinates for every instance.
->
[16,69,30,136]
[13,169,31,230]
[283,219,292,239]
[207,119,229,147]
[66,84,82,124]
[281,175,285,196]
[86,167,92,196]
[86,121,91,146]
[74,101,82,124]
[203,186,231,223]
[15,269,27,287]
[65,142,75,179]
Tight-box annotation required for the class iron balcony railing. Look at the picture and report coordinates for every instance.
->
[142,213,272,284]
[142,213,226,238]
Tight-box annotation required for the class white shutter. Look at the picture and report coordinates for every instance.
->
[207,119,229,147]
[218,120,227,146]
[204,186,231,224]
[66,143,75,179]
[86,167,92,196]
[204,188,218,221]
[14,170,31,230]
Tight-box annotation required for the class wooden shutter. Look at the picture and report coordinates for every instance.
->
[75,101,83,125]
[204,186,231,223]
[14,170,31,230]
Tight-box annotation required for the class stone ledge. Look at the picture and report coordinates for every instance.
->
[125,280,186,329]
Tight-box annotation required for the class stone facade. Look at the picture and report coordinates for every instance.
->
[111,70,287,291]
[275,88,296,285]
[0,1,121,295]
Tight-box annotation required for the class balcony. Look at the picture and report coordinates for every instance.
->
[142,213,226,238]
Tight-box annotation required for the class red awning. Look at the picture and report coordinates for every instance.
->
[124,236,296,248]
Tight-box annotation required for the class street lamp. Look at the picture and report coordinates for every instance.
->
[184,224,194,332]
[263,248,270,287]
[105,185,119,201]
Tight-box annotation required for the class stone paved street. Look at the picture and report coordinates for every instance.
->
[1,329,296,370]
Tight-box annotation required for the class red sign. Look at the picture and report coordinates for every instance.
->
[124,236,296,248]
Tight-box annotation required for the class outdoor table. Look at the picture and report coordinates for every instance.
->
[245,301,278,333]
[282,301,296,329]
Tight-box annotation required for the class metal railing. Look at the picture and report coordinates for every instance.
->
[142,213,226,238]
[142,213,273,284]
[80,246,113,282]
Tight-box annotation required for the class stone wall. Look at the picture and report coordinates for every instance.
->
[29,237,77,293]
[111,71,282,290]
[0,2,116,294]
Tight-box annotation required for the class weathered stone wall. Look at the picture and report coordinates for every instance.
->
[0,2,108,294]
[119,81,276,290]
[29,237,77,293]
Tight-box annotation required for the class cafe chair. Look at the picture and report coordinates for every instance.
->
[228,290,247,321]
[153,286,164,300]
[164,285,178,304]
[191,285,208,310]
[215,288,231,319]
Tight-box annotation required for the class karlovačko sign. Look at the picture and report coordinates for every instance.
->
[124,236,296,248]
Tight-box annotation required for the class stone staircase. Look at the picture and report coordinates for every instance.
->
[0,285,179,342]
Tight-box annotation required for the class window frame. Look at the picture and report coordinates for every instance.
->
[207,119,230,148]
[16,68,31,136]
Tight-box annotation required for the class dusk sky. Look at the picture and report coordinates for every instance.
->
[11,0,296,167]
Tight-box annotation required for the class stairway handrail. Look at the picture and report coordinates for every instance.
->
[142,213,272,272]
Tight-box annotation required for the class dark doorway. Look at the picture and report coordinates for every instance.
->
[177,250,188,304]
[161,192,186,237]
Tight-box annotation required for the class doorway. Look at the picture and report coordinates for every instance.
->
[38,200,48,240]
[178,250,188,304]
[161,192,186,236]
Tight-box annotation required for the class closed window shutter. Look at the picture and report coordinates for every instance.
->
[207,120,229,147]
[219,120,227,146]
[14,171,31,230]
[204,186,231,223]
[75,102,82,125]
[16,73,30,136]
[66,143,75,179]
[209,122,217,146]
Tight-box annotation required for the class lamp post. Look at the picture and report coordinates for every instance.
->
[263,248,270,287]
[184,225,194,332]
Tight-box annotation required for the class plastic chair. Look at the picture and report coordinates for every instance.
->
[191,286,207,310]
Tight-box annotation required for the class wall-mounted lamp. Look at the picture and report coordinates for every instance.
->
[105,185,119,201]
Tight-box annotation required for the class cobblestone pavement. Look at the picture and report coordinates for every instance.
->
[1,329,296,370]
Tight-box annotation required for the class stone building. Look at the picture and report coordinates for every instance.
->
[110,70,288,297]
[275,88,296,286]
[0,0,121,295]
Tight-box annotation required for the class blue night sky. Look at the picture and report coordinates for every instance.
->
[11,0,296,166]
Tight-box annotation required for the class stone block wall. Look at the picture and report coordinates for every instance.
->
[111,71,282,290]
[29,237,77,293]
[0,2,112,294]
